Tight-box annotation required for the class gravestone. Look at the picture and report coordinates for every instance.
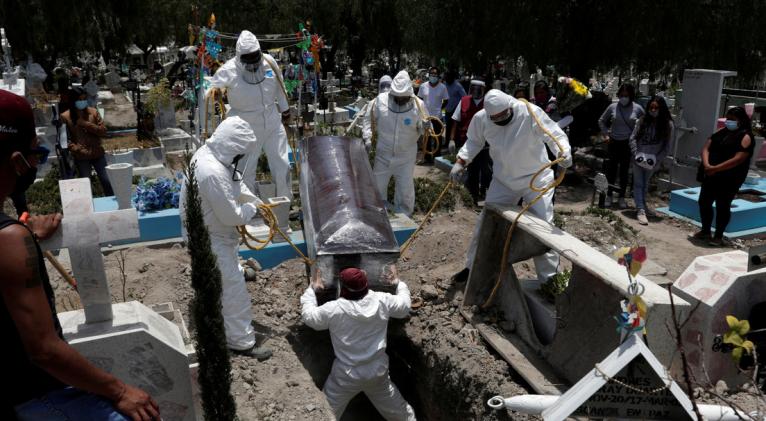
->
[40,178,197,420]
[671,69,737,187]
[541,334,697,420]
[463,204,691,388]
[41,178,140,322]
[672,250,766,386]
[105,71,121,93]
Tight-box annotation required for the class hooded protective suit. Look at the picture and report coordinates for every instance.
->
[301,282,416,420]
[457,90,572,282]
[362,71,425,216]
[180,116,262,350]
[208,30,292,199]
[378,75,392,93]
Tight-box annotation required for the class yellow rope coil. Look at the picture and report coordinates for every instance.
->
[238,203,314,266]
[481,99,566,309]
[204,88,227,139]
[413,98,445,159]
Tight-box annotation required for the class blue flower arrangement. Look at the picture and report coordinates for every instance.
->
[135,173,184,211]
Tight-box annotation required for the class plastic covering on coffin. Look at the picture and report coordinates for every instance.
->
[299,136,399,301]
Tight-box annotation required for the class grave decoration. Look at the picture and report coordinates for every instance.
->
[613,246,649,343]
[135,174,183,212]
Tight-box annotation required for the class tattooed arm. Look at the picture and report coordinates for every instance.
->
[0,225,159,421]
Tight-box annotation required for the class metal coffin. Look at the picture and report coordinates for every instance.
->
[299,136,399,301]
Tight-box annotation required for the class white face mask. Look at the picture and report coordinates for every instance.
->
[619,96,630,106]
[648,110,659,118]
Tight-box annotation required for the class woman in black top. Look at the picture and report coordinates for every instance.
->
[691,106,755,246]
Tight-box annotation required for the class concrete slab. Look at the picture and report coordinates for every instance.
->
[59,301,196,421]
[463,204,691,385]
[672,251,766,386]
[666,179,766,234]
[655,207,766,239]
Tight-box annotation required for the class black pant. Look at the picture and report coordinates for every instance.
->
[698,178,739,238]
[75,156,114,196]
[606,139,631,198]
[466,148,493,203]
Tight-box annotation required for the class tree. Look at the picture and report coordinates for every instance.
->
[183,159,237,421]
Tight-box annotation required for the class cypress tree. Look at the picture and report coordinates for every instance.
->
[183,160,238,420]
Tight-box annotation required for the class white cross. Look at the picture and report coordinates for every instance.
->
[39,178,140,323]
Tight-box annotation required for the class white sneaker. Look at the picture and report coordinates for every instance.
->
[618,198,627,209]
[637,209,648,225]
[604,195,612,208]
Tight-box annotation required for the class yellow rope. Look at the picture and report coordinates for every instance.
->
[400,180,453,255]
[480,99,566,309]
[413,98,445,159]
[238,203,314,266]
[203,88,227,139]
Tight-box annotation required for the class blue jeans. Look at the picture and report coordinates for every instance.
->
[15,387,129,421]
[632,163,654,210]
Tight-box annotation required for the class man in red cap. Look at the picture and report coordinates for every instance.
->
[0,90,159,421]
[301,265,416,420]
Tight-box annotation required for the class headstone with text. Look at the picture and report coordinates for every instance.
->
[541,334,697,420]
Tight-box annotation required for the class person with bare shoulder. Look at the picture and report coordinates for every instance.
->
[0,90,159,420]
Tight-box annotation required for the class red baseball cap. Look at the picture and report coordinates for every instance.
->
[339,267,369,300]
[0,90,36,156]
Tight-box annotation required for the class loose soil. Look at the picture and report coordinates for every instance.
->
[32,160,765,420]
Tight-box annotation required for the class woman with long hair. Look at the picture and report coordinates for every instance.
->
[691,106,755,245]
[629,96,674,225]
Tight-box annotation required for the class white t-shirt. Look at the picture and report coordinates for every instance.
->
[417,82,449,117]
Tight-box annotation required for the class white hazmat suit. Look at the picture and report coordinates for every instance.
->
[362,71,426,216]
[457,90,572,282]
[208,30,292,199]
[180,116,261,350]
[301,282,416,421]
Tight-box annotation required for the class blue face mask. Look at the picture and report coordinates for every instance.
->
[75,100,88,110]
[618,96,630,106]
[429,76,439,84]
[725,119,739,131]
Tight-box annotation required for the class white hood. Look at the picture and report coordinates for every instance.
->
[390,70,413,97]
[484,89,512,116]
[205,116,259,165]
[235,30,261,69]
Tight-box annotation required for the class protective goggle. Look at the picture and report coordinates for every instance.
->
[489,108,513,123]
[240,50,263,65]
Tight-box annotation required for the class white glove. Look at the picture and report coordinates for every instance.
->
[558,152,573,169]
[364,139,372,153]
[449,161,465,182]
[448,140,456,155]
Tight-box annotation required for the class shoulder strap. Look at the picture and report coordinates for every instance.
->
[264,55,289,102]
[0,213,21,230]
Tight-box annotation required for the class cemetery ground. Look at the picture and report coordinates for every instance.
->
[14,163,762,420]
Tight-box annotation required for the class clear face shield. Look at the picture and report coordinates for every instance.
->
[387,93,414,113]
[469,85,485,100]
[240,50,265,84]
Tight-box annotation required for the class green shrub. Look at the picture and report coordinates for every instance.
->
[386,177,474,214]
[26,166,62,214]
[183,158,238,421]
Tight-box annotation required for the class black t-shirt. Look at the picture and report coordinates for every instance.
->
[708,128,755,184]
[0,213,65,418]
